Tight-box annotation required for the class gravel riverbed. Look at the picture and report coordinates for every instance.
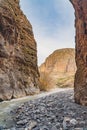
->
[1,88,87,130]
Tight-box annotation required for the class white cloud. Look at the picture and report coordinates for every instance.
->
[20,0,75,65]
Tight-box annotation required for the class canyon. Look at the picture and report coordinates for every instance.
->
[0,0,87,106]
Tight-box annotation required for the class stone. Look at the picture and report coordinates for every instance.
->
[0,0,39,101]
[17,119,28,125]
[63,117,70,130]
[10,128,16,130]
[4,129,10,130]
[25,128,28,130]
[51,126,57,130]
[28,120,37,129]
[79,121,85,126]
[40,126,49,130]
[74,128,83,130]
[55,122,60,128]
[60,128,63,130]
[70,0,87,105]
[82,111,87,114]
[70,119,78,125]
[32,127,40,130]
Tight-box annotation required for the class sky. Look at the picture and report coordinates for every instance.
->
[20,0,75,65]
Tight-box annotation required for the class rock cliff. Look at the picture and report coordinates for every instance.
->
[0,0,39,101]
[39,48,76,87]
[39,48,76,75]
[71,0,87,105]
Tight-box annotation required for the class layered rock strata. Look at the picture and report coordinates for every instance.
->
[71,0,87,105]
[39,48,76,88]
[39,48,76,76]
[0,0,39,100]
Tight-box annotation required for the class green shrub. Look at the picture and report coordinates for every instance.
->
[56,75,74,88]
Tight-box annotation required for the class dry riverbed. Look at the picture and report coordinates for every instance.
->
[0,88,87,130]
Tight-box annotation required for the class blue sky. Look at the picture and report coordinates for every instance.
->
[20,0,75,65]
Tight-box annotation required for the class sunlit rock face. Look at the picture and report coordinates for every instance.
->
[39,48,76,88]
[0,0,39,100]
[71,0,87,106]
[39,48,76,75]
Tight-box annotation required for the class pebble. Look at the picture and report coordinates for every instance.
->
[17,119,28,125]
[39,126,49,130]
[70,119,78,125]
[51,126,58,130]
[28,120,37,129]
[6,89,87,130]
[74,128,83,130]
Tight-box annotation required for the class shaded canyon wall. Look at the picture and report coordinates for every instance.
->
[70,0,87,105]
[0,0,39,100]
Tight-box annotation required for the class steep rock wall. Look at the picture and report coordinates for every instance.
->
[39,48,76,76]
[71,0,87,105]
[0,0,39,100]
[39,48,76,88]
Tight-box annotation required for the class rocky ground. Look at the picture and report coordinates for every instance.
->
[1,89,87,130]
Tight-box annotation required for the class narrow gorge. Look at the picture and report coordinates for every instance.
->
[0,0,87,107]
[0,0,87,129]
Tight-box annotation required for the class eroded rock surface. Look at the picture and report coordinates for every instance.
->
[0,0,39,100]
[39,48,76,87]
[71,0,87,105]
[39,48,76,75]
